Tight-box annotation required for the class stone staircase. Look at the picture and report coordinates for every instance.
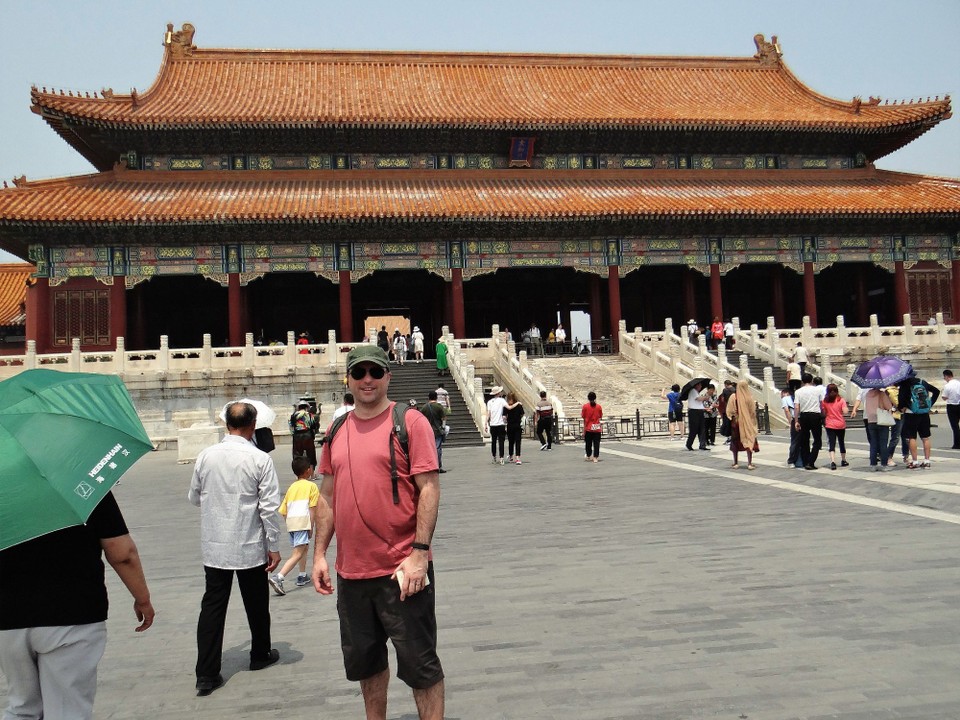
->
[721,349,788,390]
[386,362,484,447]
[527,356,666,419]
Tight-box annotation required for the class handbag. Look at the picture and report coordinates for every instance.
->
[875,407,895,427]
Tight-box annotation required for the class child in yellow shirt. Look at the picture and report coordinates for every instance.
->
[269,455,320,595]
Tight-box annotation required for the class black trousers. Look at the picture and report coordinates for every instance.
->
[798,411,823,467]
[947,404,960,448]
[686,409,706,449]
[196,565,272,678]
[536,417,553,448]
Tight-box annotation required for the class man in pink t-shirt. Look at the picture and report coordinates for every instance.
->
[314,344,444,719]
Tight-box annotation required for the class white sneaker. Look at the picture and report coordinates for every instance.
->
[922,459,931,468]
[540,444,548,451]
[268,575,285,596]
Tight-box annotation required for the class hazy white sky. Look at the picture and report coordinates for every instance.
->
[1,0,958,261]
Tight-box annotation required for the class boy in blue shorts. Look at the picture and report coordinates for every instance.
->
[269,455,319,595]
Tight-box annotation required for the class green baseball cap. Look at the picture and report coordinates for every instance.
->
[346,345,390,371]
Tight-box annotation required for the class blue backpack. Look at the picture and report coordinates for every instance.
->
[908,382,930,414]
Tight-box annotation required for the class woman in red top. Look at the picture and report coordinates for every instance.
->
[821,382,849,470]
[581,391,603,462]
[709,317,724,351]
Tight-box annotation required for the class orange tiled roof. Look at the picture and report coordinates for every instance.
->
[0,263,30,326]
[0,168,958,226]
[30,34,951,133]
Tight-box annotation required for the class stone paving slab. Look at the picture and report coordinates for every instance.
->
[3,428,959,719]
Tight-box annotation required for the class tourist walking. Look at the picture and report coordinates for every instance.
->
[393,330,407,365]
[270,455,320,595]
[411,326,426,363]
[505,392,525,464]
[313,345,444,720]
[582,391,603,462]
[189,401,282,696]
[377,325,390,354]
[897,371,940,469]
[420,390,448,473]
[709,317,724,351]
[821,383,850,470]
[884,385,907,466]
[485,386,508,465]
[435,337,449,377]
[726,380,760,469]
[793,341,809,375]
[718,379,735,442]
[535,390,555,450]
[864,387,895,471]
[942,369,960,449]
[702,384,719,446]
[723,319,735,349]
[781,387,803,468]
[794,373,823,469]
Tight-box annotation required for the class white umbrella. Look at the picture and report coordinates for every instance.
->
[219,398,277,428]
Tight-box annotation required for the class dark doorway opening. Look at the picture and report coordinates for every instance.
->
[128,275,227,348]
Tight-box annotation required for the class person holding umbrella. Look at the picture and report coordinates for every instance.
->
[0,369,156,720]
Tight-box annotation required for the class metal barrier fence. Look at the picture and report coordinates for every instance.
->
[522,403,771,442]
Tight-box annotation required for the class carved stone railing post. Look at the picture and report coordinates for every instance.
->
[936,312,947,344]
[836,315,848,348]
[749,323,759,356]
[869,314,881,347]
[70,338,81,371]
[159,335,170,372]
[902,313,914,344]
[25,340,36,370]
[201,334,212,369]
[801,316,812,346]
[518,349,528,374]
[820,351,832,379]
[739,353,750,380]
[115,336,126,374]
[327,330,338,371]
[244,333,254,368]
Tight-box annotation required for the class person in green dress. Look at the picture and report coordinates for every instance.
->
[435,338,448,377]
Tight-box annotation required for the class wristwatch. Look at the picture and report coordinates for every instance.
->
[412,542,430,551]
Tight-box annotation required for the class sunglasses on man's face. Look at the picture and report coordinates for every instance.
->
[349,364,387,380]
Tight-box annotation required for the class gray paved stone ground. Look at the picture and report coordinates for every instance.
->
[3,422,960,719]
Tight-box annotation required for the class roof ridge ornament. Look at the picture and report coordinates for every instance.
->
[164,22,196,58]
[752,34,782,66]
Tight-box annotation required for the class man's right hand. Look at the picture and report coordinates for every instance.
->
[313,555,334,595]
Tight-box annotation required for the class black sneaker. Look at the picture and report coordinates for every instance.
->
[830,462,837,470]
[250,649,280,671]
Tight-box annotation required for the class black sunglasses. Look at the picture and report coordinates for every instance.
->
[349,365,387,380]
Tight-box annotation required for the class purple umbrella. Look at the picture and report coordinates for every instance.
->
[850,355,913,389]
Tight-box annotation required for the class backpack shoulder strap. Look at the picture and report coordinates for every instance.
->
[324,412,349,447]
[388,403,420,504]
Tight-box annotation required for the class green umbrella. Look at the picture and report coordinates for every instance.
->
[0,369,154,551]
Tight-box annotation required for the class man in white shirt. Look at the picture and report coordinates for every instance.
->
[780,388,802,468]
[793,342,809,375]
[331,392,355,421]
[942,369,960,449]
[555,323,567,351]
[528,323,543,357]
[786,357,802,393]
[686,319,698,343]
[793,373,823,469]
[723,320,735,349]
[684,381,709,451]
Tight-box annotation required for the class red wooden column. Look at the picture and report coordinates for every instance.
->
[770,265,786,327]
[228,272,243,346]
[451,268,466,338]
[952,259,960,322]
[607,265,621,352]
[802,261,818,328]
[25,277,50,353]
[338,270,353,342]
[893,260,909,319]
[709,263,723,321]
[109,278,126,346]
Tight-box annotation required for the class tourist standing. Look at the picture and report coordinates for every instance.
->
[821,383,850,470]
[392,329,407,365]
[864,387,894,471]
[662,384,684,440]
[485,386,508,465]
[289,400,319,466]
[794,373,823,470]
[942,369,960,449]
[435,337,449,377]
[726,380,759,470]
[0,492,154,718]
[411,326,426,363]
[684,381,708,451]
[786,356,802,394]
[555,323,567,352]
[718,379,735,442]
[332,392,355,421]
[709,317,724,351]
[529,323,543,357]
[312,345,444,719]
[723,319,735,349]
[377,325,390,354]
[702,384,719,446]
[420,390,448,473]
[781,388,802,468]
[884,385,907,466]
[582,391,603,462]
[189,401,282,696]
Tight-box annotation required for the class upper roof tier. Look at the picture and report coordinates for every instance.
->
[29,25,952,169]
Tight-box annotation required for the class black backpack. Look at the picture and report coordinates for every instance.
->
[323,402,418,504]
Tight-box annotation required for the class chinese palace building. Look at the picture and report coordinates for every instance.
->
[0,24,958,353]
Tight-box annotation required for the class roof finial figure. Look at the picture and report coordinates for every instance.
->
[164,22,196,57]
[753,34,782,66]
